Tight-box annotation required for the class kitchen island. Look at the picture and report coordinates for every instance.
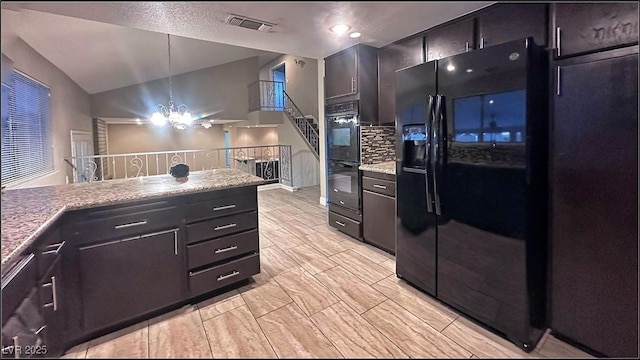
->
[1,169,263,357]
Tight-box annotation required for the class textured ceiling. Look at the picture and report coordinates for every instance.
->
[1,1,495,94]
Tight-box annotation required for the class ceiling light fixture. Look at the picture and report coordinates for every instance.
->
[329,24,351,34]
[349,32,361,38]
[150,34,192,130]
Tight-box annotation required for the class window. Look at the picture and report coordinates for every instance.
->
[453,89,526,144]
[1,71,53,186]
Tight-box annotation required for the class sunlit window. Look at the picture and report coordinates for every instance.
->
[1,71,53,186]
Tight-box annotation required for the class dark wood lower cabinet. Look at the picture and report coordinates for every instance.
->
[362,190,395,253]
[361,171,396,254]
[77,228,183,333]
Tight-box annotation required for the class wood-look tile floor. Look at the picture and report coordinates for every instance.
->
[63,186,595,359]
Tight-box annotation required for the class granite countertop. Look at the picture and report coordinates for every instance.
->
[359,161,396,175]
[1,169,264,274]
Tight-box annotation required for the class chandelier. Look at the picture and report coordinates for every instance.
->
[150,34,192,130]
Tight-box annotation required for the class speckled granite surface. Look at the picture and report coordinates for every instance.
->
[1,169,263,274]
[359,161,396,175]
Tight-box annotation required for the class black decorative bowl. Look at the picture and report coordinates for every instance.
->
[170,163,189,178]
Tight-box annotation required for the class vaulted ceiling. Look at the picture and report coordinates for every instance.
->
[1,2,494,94]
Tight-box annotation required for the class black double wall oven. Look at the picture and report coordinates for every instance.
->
[326,101,362,238]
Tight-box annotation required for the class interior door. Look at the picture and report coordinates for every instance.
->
[70,130,94,183]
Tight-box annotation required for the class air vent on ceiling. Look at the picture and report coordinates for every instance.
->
[226,14,274,32]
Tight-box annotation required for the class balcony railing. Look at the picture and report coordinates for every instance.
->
[64,145,293,186]
[248,80,319,159]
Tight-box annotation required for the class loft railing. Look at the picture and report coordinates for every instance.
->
[64,145,293,186]
[247,80,319,159]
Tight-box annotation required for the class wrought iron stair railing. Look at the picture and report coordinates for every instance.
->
[248,80,320,160]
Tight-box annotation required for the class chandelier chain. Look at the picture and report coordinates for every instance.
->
[167,34,173,103]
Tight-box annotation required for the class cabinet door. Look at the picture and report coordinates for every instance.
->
[325,47,357,99]
[477,3,548,48]
[426,18,475,61]
[39,259,65,357]
[78,229,183,332]
[554,3,639,58]
[378,36,424,126]
[551,48,638,358]
[362,190,396,254]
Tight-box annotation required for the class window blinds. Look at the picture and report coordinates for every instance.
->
[1,71,53,186]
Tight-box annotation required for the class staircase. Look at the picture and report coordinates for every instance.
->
[248,80,320,160]
[283,91,319,159]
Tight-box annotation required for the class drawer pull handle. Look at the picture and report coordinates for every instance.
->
[215,245,238,254]
[214,223,237,231]
[373,184,387,189]
[213,204,236,211]
[12,336,19,359]
[335,221,346,227]
[35,325,46,335]
[339,200,345,205]
[51,276,58,311]
[115,220,147,229]
[217,270,240,281]
[333,188,338,192]
[42,240,66,255]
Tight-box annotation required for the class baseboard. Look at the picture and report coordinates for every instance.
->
[257,183,282,191]
[280,184,298,192]
[257,183,298,192]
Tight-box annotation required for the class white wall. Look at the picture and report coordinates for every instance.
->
[258,54,319,122]
[1,38,92,187]
[277,114,319,188]
[91,57,260,122]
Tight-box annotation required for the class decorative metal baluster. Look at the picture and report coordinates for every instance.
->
[130,156,143,177]
[100,156,105,181]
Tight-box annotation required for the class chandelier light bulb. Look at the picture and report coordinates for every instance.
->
[151,112,167,126]
[151,33,192,130]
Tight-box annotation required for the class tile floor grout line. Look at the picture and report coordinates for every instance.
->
[290,301,346,359]
[196,305,216,359]
[358,298,413,358]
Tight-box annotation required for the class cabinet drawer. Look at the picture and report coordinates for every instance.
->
[35,227,64,280]
[71,203,179,245]
[328,211,361,239]
[189,254,260,296]
[186,211,258,244]
[184,192,257,223]
[362,177,396,197]
[187,230,259,269]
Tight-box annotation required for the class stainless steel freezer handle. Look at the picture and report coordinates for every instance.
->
[425,95,435,213]
[432,95,443,216]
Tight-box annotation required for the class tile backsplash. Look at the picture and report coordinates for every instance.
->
[360,126,396,165]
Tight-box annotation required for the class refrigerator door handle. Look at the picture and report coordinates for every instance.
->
[432,95,444,216]
[425,95,435,213]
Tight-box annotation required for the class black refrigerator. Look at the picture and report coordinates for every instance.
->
[395,38,548,351]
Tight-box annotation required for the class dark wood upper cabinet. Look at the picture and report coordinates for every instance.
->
[477,3,548,48]
[426,17,475,61]
[324,46,357,99]
[378,35,424,126]
[325,44,378,123]
[553,2,639,58]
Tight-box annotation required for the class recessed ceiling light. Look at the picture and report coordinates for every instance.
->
[446,64,456,72]
[349,32,361,38]
[329,24,351,34]
[466,68,473,73]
